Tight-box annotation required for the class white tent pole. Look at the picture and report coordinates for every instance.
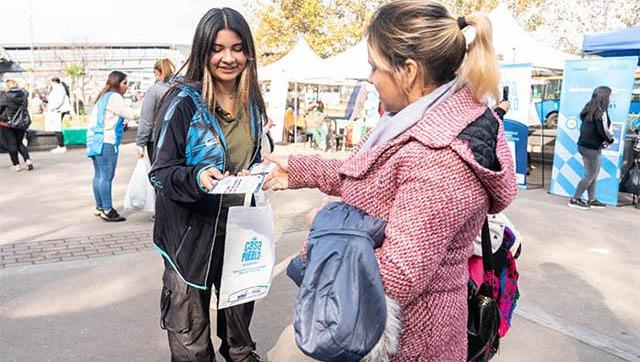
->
[293,82,298,144]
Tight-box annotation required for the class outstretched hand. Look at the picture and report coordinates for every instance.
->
[262,153,289,191]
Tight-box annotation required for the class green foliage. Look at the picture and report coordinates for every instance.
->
[64,63,85,79]
[254,0,386,64]
[252,0,640,64]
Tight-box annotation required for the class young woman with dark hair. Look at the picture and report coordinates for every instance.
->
[149,8,268,362]
[48,76,73,153]
[568,86,615,209]
[264,1,517,360]
[86,71,140,222]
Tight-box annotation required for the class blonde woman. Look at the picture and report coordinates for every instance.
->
[135,58,175,160]
[264,1,517,360]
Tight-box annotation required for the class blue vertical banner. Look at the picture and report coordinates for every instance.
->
[504,119,529,188]
[549,57,638,205]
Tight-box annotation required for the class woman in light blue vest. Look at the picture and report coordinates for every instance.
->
[87,71,140,222]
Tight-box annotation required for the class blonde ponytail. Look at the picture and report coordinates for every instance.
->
[457,13,500,102]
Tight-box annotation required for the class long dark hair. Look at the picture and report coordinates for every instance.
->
[580,86,611,122]
[97,71,127,101]
[51,77,71,97]
[182,7,267,125]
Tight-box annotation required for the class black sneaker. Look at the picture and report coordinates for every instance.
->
[568,198,590,210]
[219,350,262,362]
[100,209,126,222]
[588,200,607,209]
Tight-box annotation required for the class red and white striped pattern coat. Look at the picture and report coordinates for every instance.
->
[288,87,517,361]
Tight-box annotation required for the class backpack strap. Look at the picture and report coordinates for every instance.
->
[480,217,494,273]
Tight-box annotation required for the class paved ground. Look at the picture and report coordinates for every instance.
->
[1,144,639,361]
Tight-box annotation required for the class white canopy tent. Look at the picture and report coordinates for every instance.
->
[315,40,370,81]
[489,4,577,70]
[258,38,326,82]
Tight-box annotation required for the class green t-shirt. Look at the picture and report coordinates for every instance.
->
[215,104,255,208]
[215,104,255,174]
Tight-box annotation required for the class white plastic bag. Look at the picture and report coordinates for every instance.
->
[217,192,275,309]
[124,155,155,213]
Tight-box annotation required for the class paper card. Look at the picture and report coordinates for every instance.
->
[209,175,265,195]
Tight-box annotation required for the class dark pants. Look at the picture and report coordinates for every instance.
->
[55,111,70,146]
[161,208,256,362]
[91,143,118,210]
[574,146,601,201]
[2,127,30,166]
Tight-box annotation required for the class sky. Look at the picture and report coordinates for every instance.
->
[1,0,245,45]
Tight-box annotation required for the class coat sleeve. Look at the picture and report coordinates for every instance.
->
[600,111,614,144]
[288,154,345,196]
[0,94,7,117]
[136,85,159,147]
[149,96,212,203]
[107,93,140,120]
[375,147,484,307]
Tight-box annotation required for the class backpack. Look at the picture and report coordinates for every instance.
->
[467,215,521,361]
[620,162,640,196]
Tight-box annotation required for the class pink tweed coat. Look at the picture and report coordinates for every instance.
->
[288,87,517,361]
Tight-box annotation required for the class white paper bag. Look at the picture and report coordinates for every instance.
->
[124,155,155,213]
[44,112,62,132]
[218,195,275,309]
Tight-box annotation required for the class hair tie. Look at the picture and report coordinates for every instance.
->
[457,16,468,30]
[461,26,477,48]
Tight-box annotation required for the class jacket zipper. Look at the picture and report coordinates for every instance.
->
[308,228,378,248]
[203,156,226,289]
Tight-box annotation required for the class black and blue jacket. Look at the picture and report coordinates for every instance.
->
[149,82,263,289]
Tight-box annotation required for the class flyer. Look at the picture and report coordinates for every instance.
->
[209,175,266,195]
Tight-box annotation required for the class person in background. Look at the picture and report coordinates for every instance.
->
[264,1,517,360]
[0,80,33,171]
[305,100,328,150]
[136,58,175,161]
[568,86,615,210]
[86,71,140,222]
[149,8,267,362]
[48,77,73,153]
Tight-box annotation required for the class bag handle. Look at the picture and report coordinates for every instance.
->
[480,217,494,273]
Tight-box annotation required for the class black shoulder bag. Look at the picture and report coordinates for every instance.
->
[7,106,32,130]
